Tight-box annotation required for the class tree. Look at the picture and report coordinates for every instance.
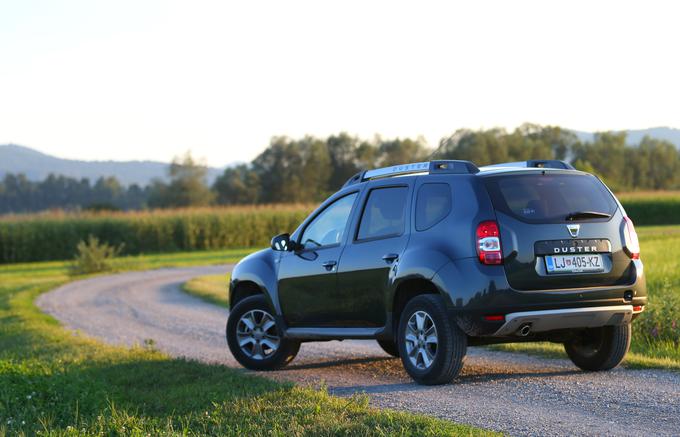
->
[147,179,170,209]
[154,152,215,208]
[213,164,260,205]
[326,133,361,190]
[377,137,430,166]
[572,132,628,190]
[92,176,123,207]
[251,137,331,203]
[629,137,680,190]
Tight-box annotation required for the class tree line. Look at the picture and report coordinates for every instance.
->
[0,173,148,214]
[1,124,679,213]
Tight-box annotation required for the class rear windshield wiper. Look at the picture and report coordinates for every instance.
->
[565,211,612,221]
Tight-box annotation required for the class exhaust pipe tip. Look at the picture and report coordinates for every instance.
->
[518,323,532,337]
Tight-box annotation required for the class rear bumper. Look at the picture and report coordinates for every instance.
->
[432,257,647,337]
[491,305,633,337]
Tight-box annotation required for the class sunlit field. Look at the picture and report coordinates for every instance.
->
[0,223,677,434]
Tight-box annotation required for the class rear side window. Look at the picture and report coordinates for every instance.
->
[416,183,451,231]
[484,173,617,223]
[357,187,408,240]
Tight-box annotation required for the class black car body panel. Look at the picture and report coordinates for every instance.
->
[229,160,647,343]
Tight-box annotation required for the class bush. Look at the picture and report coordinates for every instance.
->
[69,235,124,276]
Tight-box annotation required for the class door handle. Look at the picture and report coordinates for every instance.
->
[322,260,337,271]
[382,253,399,263]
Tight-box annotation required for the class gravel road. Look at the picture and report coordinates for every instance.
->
[37,266,680,436]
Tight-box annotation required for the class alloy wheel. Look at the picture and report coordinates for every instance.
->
[236,309,280,359]
[405,310,438,369]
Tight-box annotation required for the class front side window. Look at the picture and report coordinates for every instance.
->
[300,193,357,249]
[357,187,409,240]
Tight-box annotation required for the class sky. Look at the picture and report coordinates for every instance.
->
[1,1,678,167]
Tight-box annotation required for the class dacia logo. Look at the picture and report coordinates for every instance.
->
[567,224,580,238]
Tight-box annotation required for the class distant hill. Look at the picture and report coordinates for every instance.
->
[0,144,223,186]
[572,127,680,148]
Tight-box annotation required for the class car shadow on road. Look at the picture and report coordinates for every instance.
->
[284,356,394,370]
[278,354,583,394]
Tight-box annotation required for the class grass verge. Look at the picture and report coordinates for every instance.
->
[490,341,680,371]
[0,251,490,436]
[182,274,229,308]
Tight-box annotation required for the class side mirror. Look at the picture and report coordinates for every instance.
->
[271,233,294,251]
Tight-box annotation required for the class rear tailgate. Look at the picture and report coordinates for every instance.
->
[483,171,635,291]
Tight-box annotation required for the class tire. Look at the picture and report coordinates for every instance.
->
[377,339,400,357]
[226,295,300,371]
[564,323,631,371]
[397,294,467,385]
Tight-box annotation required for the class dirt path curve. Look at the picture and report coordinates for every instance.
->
[37,266,680,437]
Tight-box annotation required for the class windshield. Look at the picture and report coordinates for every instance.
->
[484,172,618,223]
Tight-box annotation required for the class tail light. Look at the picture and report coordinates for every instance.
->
[477,220,503,265]
[623,216,640,259]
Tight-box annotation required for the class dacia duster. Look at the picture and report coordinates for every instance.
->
[226,160,646,385]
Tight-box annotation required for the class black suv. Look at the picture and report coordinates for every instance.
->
[226,160,646,384]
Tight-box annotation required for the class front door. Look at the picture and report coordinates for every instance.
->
[278,192,358,327]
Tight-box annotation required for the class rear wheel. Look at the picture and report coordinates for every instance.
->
[564,324,631,371]
[397,294,467,385]
[377,339,400,357]
[227,295,300,371]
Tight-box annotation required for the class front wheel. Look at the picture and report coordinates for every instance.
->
[226,295,300,371]
[397,294,467,385]
[564,324,631,371]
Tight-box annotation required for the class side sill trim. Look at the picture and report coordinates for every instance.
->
[285,327,380,340]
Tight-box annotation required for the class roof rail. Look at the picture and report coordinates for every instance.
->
[482,160,575,170]
[343,160,479,187]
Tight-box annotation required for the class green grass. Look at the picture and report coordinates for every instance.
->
[182,274,230,308]
[493,225,680,370]
[0,251,489,436]
[491,341,680,371]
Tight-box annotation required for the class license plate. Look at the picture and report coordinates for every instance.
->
[545,254,604,273]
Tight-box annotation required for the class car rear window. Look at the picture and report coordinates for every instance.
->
[484,172,618,223]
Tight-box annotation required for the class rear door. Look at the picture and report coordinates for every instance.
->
[335,181,412,327]
[482,171,634,290]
